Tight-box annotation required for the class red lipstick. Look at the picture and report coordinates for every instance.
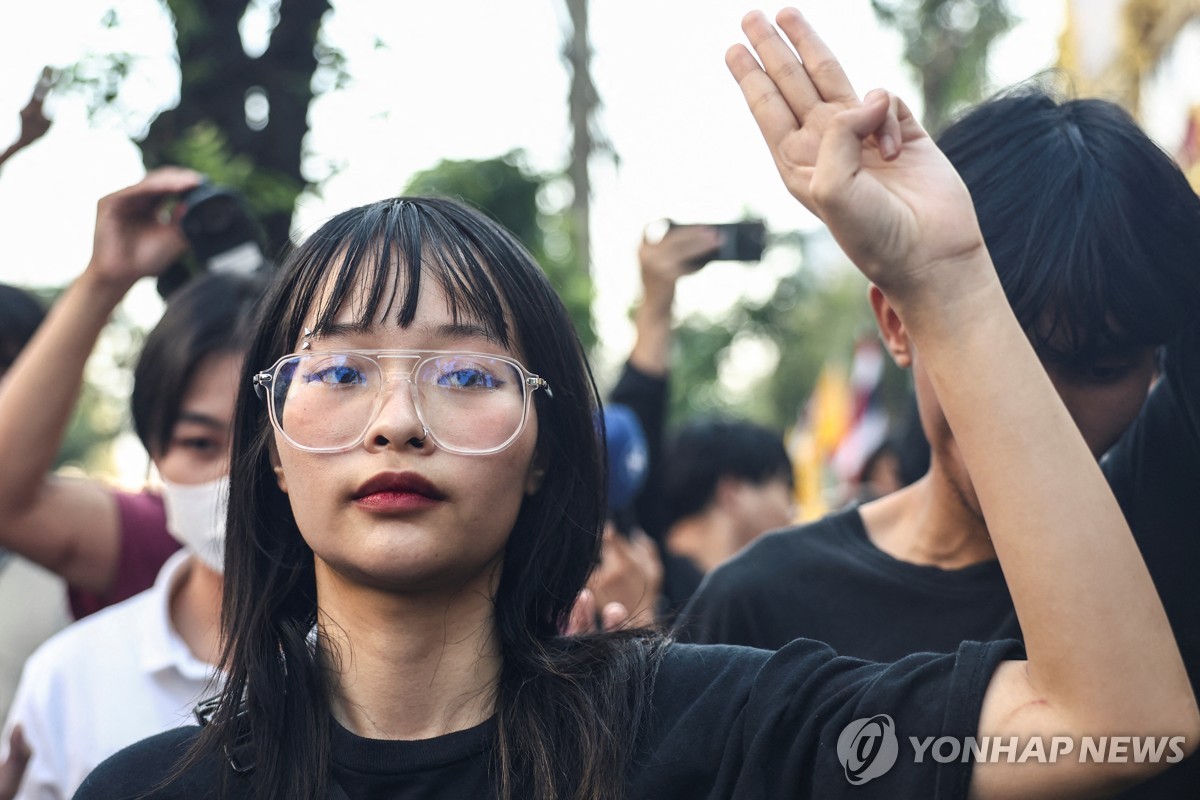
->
[352,471,446,513]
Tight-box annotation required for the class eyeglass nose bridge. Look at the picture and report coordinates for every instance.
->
[369,359,429,433]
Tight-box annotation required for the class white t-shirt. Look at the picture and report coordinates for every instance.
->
[0,550,217,800]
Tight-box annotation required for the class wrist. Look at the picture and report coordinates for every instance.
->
[78,264,137,307]
[881,247,997,329]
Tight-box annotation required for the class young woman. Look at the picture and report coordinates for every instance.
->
[75,11,1197,800]
[0,170,266,799]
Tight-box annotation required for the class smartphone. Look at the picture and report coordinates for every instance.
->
[668,219,767,269]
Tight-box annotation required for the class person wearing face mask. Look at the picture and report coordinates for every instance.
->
[0,169,266,800]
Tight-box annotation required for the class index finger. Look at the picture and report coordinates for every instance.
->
[775,7,858,104]
[726,43,800,149]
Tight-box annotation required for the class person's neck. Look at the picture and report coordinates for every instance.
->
[666,513,737,574]
[169,556,224,666]
[317,563,502,742]
[858,468,996,569]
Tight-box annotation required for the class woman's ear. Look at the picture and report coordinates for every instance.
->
[524,450,548,496]
[868,284,914,369]
[268,438,288,494]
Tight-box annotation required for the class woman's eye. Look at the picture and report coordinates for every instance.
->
[307,365,365,386]
[438,368,501,389]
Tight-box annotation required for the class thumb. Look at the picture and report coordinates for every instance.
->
[0,725,31,798]
[8,727,29,762]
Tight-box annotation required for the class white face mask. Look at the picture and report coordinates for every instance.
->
[162,474,229,574]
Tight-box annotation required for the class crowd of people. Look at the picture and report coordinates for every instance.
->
[0,8,1197,799]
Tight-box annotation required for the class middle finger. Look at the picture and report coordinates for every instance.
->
[741,10,822,118]
[774,7,859,104]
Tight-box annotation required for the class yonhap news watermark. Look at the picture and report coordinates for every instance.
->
[836,715,1189,786]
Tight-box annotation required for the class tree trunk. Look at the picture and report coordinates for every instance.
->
[141,0,330,256]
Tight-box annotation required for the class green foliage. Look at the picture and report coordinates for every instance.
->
[871,0,1016,133]
[666,257,896,431]
[164,121,301,221]
[405,152,597,351]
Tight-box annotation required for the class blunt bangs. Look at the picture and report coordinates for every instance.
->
[277,199,521,364]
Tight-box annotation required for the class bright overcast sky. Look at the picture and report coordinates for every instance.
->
[0,0,1072,372]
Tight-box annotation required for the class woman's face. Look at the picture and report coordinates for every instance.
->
[154,351,241,486]
[271,271,544,596]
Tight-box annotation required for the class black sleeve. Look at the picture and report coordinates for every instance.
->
[609,361,671,543]
[72,726,233,799]
[632,639,1021,800]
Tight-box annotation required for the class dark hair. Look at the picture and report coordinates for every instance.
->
[130,272,269,458]
[197,197,664,799]
[937,86,1200,359]
[0,284,46,373]
[662,416,793,528]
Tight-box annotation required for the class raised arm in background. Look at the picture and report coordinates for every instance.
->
[0,69,54,172]
[0,168,200,594]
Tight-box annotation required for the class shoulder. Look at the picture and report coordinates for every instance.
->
[698,507,863,596]
[21,589,154,683]
[73,726,222,799]
[653,639,835,705]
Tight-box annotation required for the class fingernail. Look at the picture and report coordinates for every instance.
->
[880,134,896,158]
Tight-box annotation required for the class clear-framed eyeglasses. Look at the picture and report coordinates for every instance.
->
[252,350,552,455]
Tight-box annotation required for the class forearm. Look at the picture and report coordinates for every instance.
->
[899,265,1195,737]
[627,290,674,377]
[0,269,131,515]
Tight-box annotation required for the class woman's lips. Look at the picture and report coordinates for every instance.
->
[352,471,446,514]
[353,490,442,513]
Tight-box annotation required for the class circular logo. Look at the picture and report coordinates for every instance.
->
[836,714,899,785]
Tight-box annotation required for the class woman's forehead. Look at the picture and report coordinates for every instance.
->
[296,257,510,350]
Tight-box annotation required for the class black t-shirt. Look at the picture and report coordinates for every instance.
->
[74,639,1018,800]
[679,321,1200,798]
[676,507,1021,660]
[1095,322,1200,800]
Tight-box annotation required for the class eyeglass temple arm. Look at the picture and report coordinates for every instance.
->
[526,375,552,399]
[252,372,272,401]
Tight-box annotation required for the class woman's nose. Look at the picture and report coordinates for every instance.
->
[362,378,428,452]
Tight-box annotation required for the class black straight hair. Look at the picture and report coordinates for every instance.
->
[0,283,46,372]
[195,196,665,800]
[662,416,794,528]
[131,272,269,458]
[937,85,1200,360]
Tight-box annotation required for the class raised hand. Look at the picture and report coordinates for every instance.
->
[727,9,986,304]
[86,167,203,290]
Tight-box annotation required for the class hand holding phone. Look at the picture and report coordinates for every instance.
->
[661,219,768,269]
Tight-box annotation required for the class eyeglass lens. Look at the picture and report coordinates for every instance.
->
[271,353,528,452]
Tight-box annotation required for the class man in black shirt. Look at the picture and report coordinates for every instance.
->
[680,90,1200,798]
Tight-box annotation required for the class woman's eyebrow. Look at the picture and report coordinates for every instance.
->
[428,321,501,344]
[312,320,501,345]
